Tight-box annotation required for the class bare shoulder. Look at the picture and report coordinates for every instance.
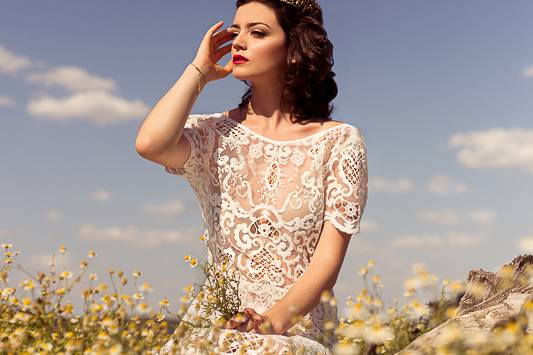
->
[322,119,346,128]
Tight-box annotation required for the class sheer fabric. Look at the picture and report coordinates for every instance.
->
[159,112,368,354]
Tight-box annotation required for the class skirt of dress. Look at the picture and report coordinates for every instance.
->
[157,326,332,355]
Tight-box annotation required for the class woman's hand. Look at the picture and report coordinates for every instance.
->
[223,308,287,335]
[223,311,253,332]
[222,308,268,333]
[192,20,235,84]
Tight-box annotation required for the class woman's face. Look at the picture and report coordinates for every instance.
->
[229,2,288,83]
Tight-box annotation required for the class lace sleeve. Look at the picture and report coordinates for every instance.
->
[163,114,213,182]
[324,127,369,236]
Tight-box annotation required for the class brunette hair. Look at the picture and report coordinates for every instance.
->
[235,0,338,124]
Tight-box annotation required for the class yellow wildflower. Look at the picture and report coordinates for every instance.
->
[364,323,394,344]
[95,283,108,292]
[159,298,170,307]
[320,289,332,303]
[136,302,151,314]
[139,282,154,293]
[65,331,75,338]
[64,303,74,314]
[60,270,73,279]
[371,274,381,284]
[22,297,32,306]
[21,279,35,291]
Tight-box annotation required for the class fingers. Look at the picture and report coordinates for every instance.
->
[224,312,250,330]
[205,20,225,40]
[212,28,234,50]
[213,43,233,63]
[207,22,233,48]
[243,308,266,333]
[244,308,264,323]
[245,318,259,333]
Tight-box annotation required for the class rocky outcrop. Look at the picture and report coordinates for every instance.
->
[398,254,533,353]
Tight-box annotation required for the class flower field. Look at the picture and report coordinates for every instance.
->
[1,242,531,354]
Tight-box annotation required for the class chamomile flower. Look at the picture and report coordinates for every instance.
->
[136,302,151,314]
[60,271,73,279]
[138,282,153,293]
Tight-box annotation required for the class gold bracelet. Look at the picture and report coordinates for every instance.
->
[190,63,207,95]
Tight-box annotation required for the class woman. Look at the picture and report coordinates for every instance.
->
[136,0,368,353]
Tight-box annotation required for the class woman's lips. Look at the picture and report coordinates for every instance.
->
[233,55,249,64]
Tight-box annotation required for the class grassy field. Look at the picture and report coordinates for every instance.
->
[1,243,531,354]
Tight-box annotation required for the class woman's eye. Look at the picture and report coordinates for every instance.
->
[230,31,265,38]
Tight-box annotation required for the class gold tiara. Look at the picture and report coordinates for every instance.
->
[278,0,322,20]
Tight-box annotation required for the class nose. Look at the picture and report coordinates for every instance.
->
[232,34,246,50]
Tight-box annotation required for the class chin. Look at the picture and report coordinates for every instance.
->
[232,69,254,81]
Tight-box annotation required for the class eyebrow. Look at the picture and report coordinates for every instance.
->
[230,22,271,29]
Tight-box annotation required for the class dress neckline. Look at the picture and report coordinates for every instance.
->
[217,112,349,144]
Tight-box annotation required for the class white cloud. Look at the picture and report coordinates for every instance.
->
[391,234,444,248]
[45,209,62,222]
[391,232,482,249]
[91,189,112,203]
[522,65,533,78]
[26,66,117,93]
[518,236,533,253]
[26,90,149,126]
[369,176,414,193]
[426,174,468,196]
[416,208,495,226]
[467,210,496,224]
[0,95,16,108]
[449,128,533,173]
[360,219,378,233]
[446,232,482,247]
[416,209,461,226]
[0,44,147,126]
[78,224,192,247]
[0,44,33,75]
[142,200,186,216]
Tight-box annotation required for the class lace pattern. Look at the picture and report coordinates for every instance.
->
[162,112,368,353]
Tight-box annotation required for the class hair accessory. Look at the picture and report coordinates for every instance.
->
[278,0,322,21]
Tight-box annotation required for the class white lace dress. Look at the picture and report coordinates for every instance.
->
[158,112,368,354]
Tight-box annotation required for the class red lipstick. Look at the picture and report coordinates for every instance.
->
[233,54,249,64]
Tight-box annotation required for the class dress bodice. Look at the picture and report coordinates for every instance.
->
[162,112,369,352]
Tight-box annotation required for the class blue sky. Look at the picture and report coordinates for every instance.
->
[1,0,532,317]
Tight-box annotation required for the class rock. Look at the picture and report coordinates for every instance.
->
[397,254,533,354]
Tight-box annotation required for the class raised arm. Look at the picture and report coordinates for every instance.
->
[135,20,234,161]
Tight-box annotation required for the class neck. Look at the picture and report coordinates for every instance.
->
[242,85,295,129]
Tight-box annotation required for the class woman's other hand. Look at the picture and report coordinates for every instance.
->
[192,20,234,84]
[223,311,252,332]
[222,308,267,333]
[223,307,286,335]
